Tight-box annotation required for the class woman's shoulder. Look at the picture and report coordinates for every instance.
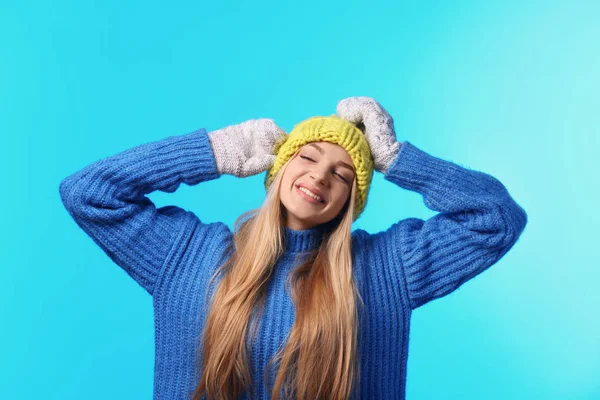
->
[186,211,233,242]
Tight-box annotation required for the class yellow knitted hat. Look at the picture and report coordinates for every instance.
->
[264,115,374,221]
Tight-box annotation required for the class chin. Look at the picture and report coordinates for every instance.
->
[288,209,319,223]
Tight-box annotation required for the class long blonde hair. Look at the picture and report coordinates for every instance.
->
[190,151,364,400]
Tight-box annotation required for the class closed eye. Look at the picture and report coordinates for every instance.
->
[300,155,349,183]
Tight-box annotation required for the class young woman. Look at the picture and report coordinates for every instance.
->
[59,97,528,400]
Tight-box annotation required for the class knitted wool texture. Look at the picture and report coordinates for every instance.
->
[59,128,528,399]
[264,115,374,221]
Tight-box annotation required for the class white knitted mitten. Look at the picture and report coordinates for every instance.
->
[336,96,401,174]
[207,118,287,177]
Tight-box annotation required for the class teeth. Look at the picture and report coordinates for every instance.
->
[299,186,323,202]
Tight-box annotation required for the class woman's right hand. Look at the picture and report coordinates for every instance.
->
[207,118,288,177]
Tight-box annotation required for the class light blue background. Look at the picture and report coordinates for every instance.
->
[2,1,598,399]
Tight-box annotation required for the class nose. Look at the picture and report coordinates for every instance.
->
[309,164,329,186]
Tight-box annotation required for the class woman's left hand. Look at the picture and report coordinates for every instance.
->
[336,96,402,173]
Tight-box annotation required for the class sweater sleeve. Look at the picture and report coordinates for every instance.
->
[59,128,227,296]
[363,141,528,310]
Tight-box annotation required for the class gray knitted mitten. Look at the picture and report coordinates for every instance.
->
[336,96,401,174]
[207,118,287,177]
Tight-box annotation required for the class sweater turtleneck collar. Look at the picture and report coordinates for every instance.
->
[283,224,326,255]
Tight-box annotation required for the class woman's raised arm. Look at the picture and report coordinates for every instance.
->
[337,96,527,310]
[359,141,528,310]
[59,128,227,295]
[59,119,286,296]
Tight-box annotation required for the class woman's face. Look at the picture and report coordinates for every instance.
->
[279,141,355,230]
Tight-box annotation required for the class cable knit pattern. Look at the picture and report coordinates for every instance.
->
[59,128,527,399]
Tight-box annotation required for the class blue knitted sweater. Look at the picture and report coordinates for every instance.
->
[59,128,527,399]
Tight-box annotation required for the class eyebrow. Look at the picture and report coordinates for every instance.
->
[306,143,356,174]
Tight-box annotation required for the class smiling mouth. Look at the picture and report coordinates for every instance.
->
[296,186,326,205]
